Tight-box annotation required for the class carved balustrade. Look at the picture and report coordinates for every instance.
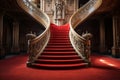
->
[69,0,102,63]
[17,0,50,65]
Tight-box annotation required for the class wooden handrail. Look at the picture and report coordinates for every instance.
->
[17,0,50,65]
[69,0,102,63]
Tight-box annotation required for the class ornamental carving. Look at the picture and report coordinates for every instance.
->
[21,0,50,63]
[70,0,102,63]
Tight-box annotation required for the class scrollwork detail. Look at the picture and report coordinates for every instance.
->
[69,0,102,63]
[19,0,50,64]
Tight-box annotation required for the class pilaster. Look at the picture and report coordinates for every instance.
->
[0,13,5,58]
[112,15,120,57]
[99,19,106,53]
[11,21,20,53]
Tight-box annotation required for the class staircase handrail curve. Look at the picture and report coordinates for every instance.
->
[17,0,50,42]
[17,0,50,63]
[69,0,102,62]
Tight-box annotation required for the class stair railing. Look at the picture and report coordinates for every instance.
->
[69,0,102,63]
[17,0,50,65]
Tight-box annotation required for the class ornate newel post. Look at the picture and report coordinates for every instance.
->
[26,32,36,66]
[112,15,120,57]
[82,32,92,65]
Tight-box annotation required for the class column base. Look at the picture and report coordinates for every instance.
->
[112,47,120,58]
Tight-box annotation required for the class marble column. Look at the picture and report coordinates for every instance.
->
[112,15,120,57]
[0,13,5,58]
[11,21,20,53]
[99,19,106,53]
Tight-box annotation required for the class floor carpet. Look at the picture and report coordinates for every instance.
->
[0,54,120,80]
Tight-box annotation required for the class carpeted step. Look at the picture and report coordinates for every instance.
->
[31,63,88,70]
[39,55,80,60]
[50,37,69,40]
[51,36,69,38]
[51,33,68,35]
[49,40,70,43]
[35,59,85,64]
[44,47,74,51]
[51,34,68,36]
[42,51,77,55]
[48,42,71,45]
[50,38,69,40]
[51,30,69,32]
[46,45,72,48]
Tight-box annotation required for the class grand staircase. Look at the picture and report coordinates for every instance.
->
[31,23,88,69]
[17,0,102,69]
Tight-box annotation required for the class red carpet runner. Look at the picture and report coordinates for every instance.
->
[31,23,88,69]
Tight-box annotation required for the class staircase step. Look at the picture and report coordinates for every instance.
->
[35,59,84,64]
[51,36,69,38]
[51,33,69,35]
[46,45,72,48]
[51,32,69,34]
[31,63,88,69]
[49,40,70,43]
[51,30,69,32]
[44,47,74,51]
[50,38,69,40]
[51,34,68,36]
[38,55,80,60]
[42,51,77,55]
[48,42,71,45]
[50,37,69,40]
